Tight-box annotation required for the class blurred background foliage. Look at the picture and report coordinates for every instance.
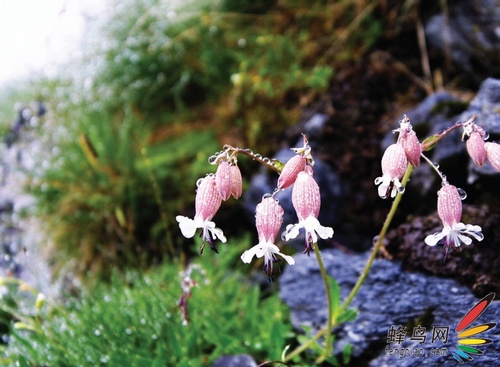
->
[14,0,391,278]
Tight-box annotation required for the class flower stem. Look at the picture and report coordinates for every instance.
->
[284,164,413,362]
[339,163,413,313]
[223,145,282,174]
[313,243,334,363]
[420,152,447,183]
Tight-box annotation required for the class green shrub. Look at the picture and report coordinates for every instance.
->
[0,238,294,367]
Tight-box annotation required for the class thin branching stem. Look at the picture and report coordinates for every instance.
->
[223,145,282,174]
[285,164,413,362]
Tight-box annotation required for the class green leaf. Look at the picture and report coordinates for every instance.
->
[337,308,358,323]
[421,133,440,151]
[271,159,285,173]
[329,276,341,318]
[342,343,353,365]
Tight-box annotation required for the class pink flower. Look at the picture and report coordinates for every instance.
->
[277,154,306,190]
[374,143,408,199]
[282,169,334,255]
[462,115,487,166]
[395,115,421,167]
[215,161,232,200]
[485,142,500,172]
[466,131,487,166]
[230,164,243,199]
[241,197,295,278]
[176,175,226,254]
[424,184,483,250]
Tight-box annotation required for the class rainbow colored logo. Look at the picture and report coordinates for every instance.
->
[452,293,496,363]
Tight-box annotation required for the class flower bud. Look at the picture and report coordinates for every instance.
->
[400,130,422,167]
[437,184,462,228]
[277,154,306,190]
[485,142,500,172]
[215,161,232,200]
[195,175,222,221]
[466,131,487,166]
[255,197,283,243]
[292,170,320,221]
[230,164,243,199]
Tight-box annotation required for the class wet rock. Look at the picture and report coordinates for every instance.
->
[211,354,258,367]
[279,248,500,365]
[425,0,500,82]
[385,205,500,297]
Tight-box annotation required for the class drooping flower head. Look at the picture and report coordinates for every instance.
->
[241,196,295,280]
[424,184,483,255]
[394,115,421,167]
[462,115,487,167]
[374,143,408,199]
[485,142,500,172]
[277,154,306,190]
[282,168,334,255]
[230,164,243,199]
[176,175,226,254]
[277,134,313,190]
[215,161,232,200]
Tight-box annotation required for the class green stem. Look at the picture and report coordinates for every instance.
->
[313,243,334,363]
[339,164,413,314]
[284,164,413,362]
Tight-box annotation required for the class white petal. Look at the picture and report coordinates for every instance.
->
[424,230,446,246]
[241,245,261,263]
[303,216,320,232]
[176,216,198,238]
[315,225,334,239]
[203,220,227,243]
[278,252,295,265]
[455,233,473,246]
[283,223,302,241]
[303,216,334,240]
[209,226,227,243]
[376,176,391,199]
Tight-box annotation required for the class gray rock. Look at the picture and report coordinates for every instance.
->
[425,0,500,81]
[279,248,500,365]
[211,354,258,367]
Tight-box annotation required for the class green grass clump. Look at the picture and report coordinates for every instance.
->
[0,239,295,366]
[25,104,220,278]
